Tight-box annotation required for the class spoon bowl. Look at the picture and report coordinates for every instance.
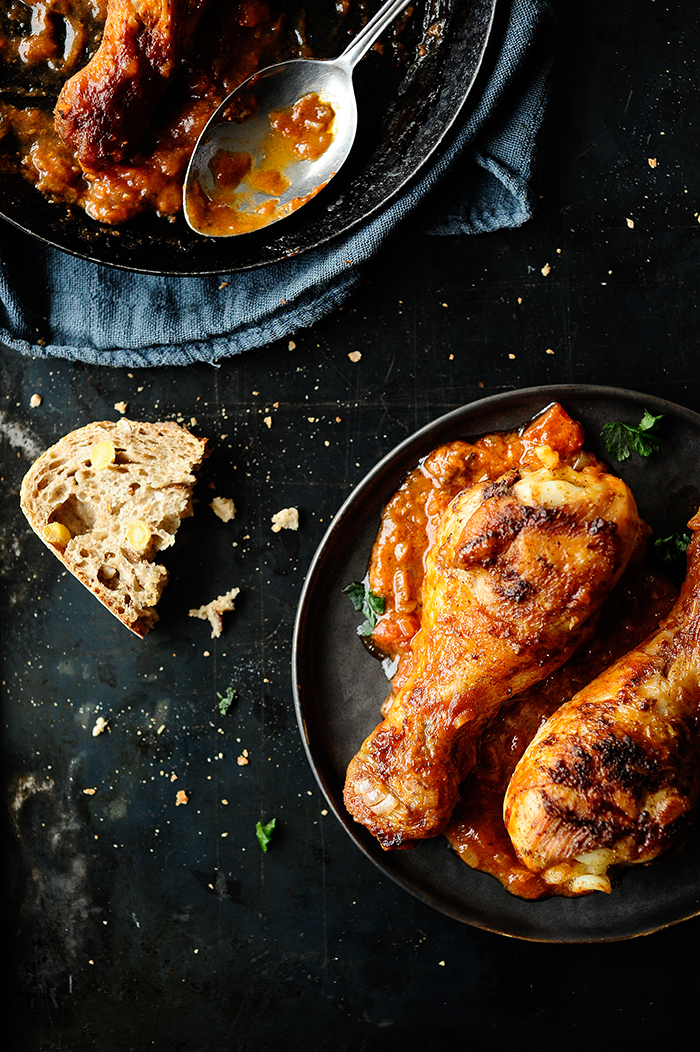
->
[184,0,411,237]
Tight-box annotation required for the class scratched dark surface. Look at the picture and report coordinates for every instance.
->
[3,1,700,1049]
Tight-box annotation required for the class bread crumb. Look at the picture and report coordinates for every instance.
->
[271,507,299,532]
[210,496,236,522]
[189,586,240,638]
[237,751,249,766]
[264,416,272,428]
[113,401,127,414]
[348,350,362,362]
[92,716,109,737]
[626,217,635,228]
[648,157,658,168]
[170,773,178,782]
[541,263,551,276]
[546,348,554,355]
[83,787,97,795]
[30,393,42,408]
[288,340,296,350]
[175,790,189,806]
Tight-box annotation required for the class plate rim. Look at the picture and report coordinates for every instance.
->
[292,383,700,942]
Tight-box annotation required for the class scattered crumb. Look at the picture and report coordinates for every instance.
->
[237,749,249,766]
[626,217,635,228]
[29,393,42,408]
[546,348,554,355]
[271,507,299,533]
[114,401,127,414]
[517,296,523,304]
[648,157,658,168]
[210,496,236,522]
[188,586,240,638]
[83,788,97,796]
[541,263,551,277]
[92,716,109,737]
[175,790,189,806]
[348,351,362,363]
[219,281,229,289]
[508,353,516,360]
[438,961,445,967]
[264,416,272,428]
[170,773,178,782]
[288,340,296,350]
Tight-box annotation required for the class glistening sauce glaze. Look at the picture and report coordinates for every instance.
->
[188,91,335,236]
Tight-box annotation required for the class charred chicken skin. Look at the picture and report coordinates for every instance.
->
[504,511,700,896]
[343,463,644,850]
[54,0,210,167]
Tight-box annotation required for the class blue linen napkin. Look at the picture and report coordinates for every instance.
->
[0,0,554,368]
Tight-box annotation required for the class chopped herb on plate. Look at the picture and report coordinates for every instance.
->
[601,410,663,461]
[654,531,692,562]
[343,578,386,636]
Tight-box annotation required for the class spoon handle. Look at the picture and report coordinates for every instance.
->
[339,0,413,70]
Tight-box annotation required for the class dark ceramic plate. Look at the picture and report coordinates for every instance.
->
[292,385,700,942]
[0,0,495,275]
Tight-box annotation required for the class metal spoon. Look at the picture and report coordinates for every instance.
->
[183,0,411,237]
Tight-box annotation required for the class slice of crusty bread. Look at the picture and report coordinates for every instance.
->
[20,418,207,637]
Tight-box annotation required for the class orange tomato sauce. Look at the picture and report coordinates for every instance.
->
[188,91,335,237]
[0,0,288,224]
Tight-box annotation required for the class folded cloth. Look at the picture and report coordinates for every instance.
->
[0,0,554,369]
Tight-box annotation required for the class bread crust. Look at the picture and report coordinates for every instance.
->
[20,418,207,637]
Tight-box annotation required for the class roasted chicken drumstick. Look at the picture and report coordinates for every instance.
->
[504,510,700,895]
[344,463,644,849]
[55,0,210,167]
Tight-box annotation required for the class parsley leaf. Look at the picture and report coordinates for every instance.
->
[654,531,692,562]
[601,410,663,461]
[343,578,386,636]
[256,818,276,852]
[217,686,238,716]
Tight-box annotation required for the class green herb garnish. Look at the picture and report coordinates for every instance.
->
[343,579,386,636]
[256,818,276,852]
[601,410,663,461]
[217,686,238,716]
[654,531,692,562]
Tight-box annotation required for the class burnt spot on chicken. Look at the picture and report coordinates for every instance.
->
[547,744,596,790]
[495,574,534,603]
[594,732,661,793]
[482,471,520,501]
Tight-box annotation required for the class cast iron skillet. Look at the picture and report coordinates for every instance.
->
[0,0,496,275]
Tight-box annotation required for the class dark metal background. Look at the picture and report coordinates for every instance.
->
[3,0,700,1048]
